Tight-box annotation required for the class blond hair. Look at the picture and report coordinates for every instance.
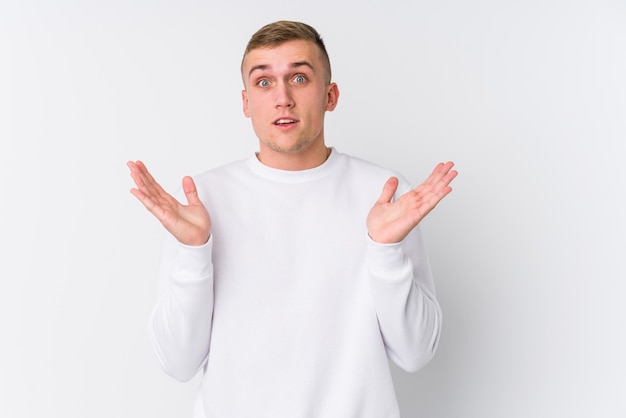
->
[242,21,332,83]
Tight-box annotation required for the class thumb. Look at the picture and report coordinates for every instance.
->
[182,176,202,205]
[376,177,399,204]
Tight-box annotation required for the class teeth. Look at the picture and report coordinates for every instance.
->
[275,119,295,124]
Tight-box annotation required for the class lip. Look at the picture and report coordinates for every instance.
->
[273,116,299,124]
[272,116,299,130]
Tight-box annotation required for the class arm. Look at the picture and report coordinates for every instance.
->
[128,160,214,381]
[367,226,441,372]
[366,162,457,372]
[149,233,214,382]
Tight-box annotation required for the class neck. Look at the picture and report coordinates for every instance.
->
[257,145,331,171]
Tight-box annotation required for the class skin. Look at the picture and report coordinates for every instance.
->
[128,39,457,246]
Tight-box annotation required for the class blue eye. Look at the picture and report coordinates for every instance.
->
[293,75,306,83]
[257,79,270,87]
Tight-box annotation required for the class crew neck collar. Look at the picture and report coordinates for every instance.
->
[246,147,339,183]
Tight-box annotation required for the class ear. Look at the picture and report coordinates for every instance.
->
[242,89,250,118]
[325,82,340,112]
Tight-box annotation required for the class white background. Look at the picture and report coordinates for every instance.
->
[1,0,625,417]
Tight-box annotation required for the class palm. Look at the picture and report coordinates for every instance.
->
[128,160,211,246]
[367,162,457,244]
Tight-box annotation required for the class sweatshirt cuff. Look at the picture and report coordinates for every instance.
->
[366,234,412,284]
[172,235,214,281]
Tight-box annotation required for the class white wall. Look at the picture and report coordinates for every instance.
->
[1,0,625,416]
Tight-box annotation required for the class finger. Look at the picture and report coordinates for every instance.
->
[134,160,162,192]
[441,168,458,188]
[182,176,202,206]
[129,169,163,204]
[128,166,147,191]
[129,184,165,218]
[425,173,455,208]
[128,160,154,192]
[414,165,456,204]
[376,177,399,204]
[419,173,456,202]
[127,161,145,188]
[130,160,172,201]
[127,160,150,179]
[432,168,458,196]
[418,162,456,196]
[424,161,455,187]
[128,162,183,222]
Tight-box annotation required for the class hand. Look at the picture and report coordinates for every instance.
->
[366,161,457,244]
[127,160,211,246]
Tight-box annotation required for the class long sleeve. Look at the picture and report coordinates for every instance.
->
[367,225,442,373]
[148,233,215,382]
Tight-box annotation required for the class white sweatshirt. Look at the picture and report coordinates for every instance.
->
[149,148,442,418]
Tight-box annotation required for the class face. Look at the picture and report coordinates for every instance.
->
[241,39,339,168]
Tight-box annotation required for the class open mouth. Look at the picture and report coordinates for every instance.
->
[273,118,297,126]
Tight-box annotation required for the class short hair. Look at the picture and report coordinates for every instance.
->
[242,20,332,84]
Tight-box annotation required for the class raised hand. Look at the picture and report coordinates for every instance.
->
[366,162,457,244]
[128,160,211,246]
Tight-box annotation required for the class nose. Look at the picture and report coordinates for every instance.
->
[274,82,294,108]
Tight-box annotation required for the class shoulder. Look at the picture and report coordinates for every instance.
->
[334,151,412,193]
[193,158,249,182]
[338,152,394,174]
[168,159,249,202]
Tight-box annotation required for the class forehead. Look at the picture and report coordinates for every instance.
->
[242,39,323,74]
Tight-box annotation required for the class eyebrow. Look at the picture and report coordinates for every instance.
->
[248,61,315,78]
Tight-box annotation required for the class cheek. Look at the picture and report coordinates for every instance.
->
[247,96,270,116]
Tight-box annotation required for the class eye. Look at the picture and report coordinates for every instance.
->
[293,74,307,84]
[257,79,271,88]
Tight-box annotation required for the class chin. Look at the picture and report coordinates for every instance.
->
[265,138,313,155]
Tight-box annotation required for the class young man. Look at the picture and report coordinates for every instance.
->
[128,20,457,418]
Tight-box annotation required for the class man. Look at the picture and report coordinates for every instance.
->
[128,20,457,418]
